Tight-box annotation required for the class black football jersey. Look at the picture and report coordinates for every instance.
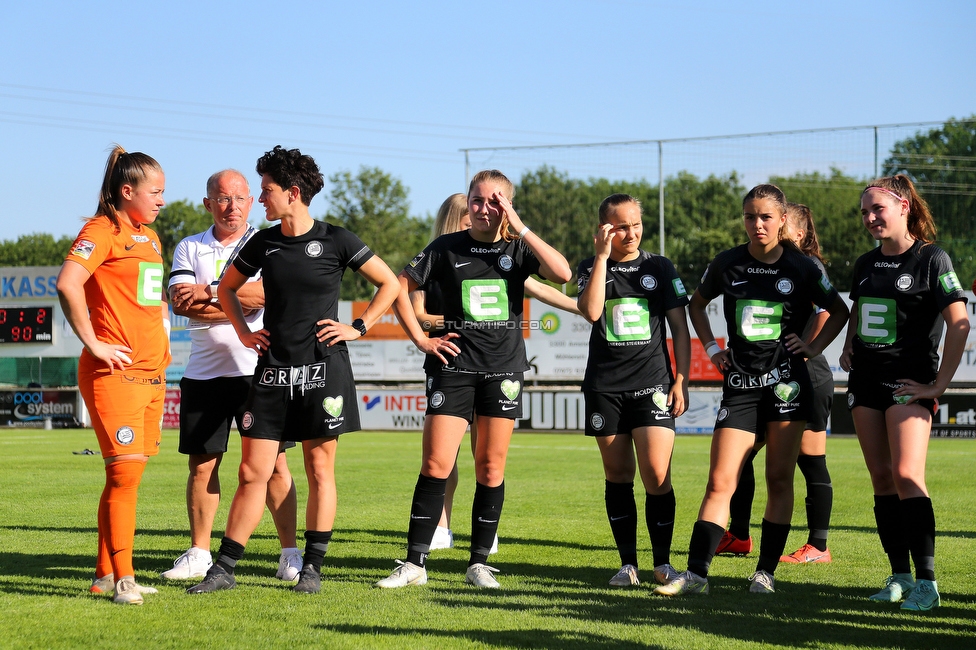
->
[698,244,838,375]
[405,231,541,372]
[234,221,373,366]
[577,250,689,392]
[849,240,966,380]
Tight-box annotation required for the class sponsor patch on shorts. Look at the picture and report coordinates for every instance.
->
[241,411,253,430]
[590,412,605,431]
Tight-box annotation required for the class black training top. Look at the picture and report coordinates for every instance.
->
[577,250,689,392]
[234,221,373,367]
[698,243,838,375]
[405,230,541,373]
[849,240,966,381]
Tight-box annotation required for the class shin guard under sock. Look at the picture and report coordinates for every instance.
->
[687,520,725,579]
[406,474,447,566]
[470,481,504,566]
[102,459,145,578]
[645,489,676,568]
[901,496,936,581]
[605,481,638,567]
[728,449,757,541]
[874,494,911,575]
[303,530,333,572]
[756,519,790,575]
[797,454,832,550]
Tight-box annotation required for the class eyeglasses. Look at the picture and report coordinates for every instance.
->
[209,196,251,206]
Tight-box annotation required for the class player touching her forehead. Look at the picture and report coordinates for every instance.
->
[576,194,691,588]
[57,145,170,605]
[377,169,572,589]
[655,184,849,597]
[840,175,968,612]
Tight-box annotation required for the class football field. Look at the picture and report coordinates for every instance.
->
[0,429,973,649]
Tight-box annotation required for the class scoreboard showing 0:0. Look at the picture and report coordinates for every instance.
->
[0,306,54,343]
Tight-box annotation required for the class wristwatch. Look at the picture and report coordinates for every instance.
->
[209,282,220,303]
[351,318,367,337]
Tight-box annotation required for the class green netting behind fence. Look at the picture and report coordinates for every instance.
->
[0,357,77,387]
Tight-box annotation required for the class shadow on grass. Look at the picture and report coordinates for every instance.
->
[316,623,660,649]
[828,523,976,540]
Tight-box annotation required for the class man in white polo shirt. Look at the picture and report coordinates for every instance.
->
[162,169,302,581]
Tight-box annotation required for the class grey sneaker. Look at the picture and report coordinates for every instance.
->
[186,565,236,594]
[653,570,709,596]
[901,579,940,611]
[608,564,639,587]
[869,573,915,602]
[375,561,428,589]
[653,563,679,585]
[748,570,775,594]
[276,549,303,582]
[112,576,144,605]
[161,548,213,580]
[465,563,500,589]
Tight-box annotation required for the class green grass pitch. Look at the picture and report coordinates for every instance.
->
[0,429,973,649]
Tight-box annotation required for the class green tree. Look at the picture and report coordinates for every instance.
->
[152,200,213,278]
[0,234,76,266]
[883,116,976,288]
[771,168,872,290]
[323,167,431,300]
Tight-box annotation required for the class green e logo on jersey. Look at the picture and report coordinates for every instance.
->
[857,297,896,343]
[138,262,164,306]
[462,279,509,321]
[736,300,782,341]
[939,271,962,294]
[606,298,650,342]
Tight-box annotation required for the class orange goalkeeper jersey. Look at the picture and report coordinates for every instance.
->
[67,216,171,378]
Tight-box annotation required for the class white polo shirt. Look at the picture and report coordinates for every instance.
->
[169,226,263,380]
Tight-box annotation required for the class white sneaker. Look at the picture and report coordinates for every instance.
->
[160,548,213,580]
[465,563,500,589]
[429,526,454,551]
[653,563,679,585]
[276,548,303,582]
[609,564,640,587]
[653,570,710,596]
[112,576,143,605]
[375,561,428,588]
[749,570,775,594]
[489,534,499,555]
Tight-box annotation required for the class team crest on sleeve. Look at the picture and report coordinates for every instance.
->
[818,274,833,293]
[673,278,687,297]
[939,271,962,293]
[305,241,323,257]
[640,275,657,291]
[895,274,914,292]
[775,278,794,295]
[409,251,425,268]
[498,255,514,272]
[70,240,95,260]
[115,426,135,445]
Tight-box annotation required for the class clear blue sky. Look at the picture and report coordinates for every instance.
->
[1,0,973,240]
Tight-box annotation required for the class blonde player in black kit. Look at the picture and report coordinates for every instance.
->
[187,146,402,596]
[376,169,572,589]
[841,175,968,612]
[577,194,691,588]
[655,184,849,597]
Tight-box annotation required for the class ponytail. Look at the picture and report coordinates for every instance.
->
[95,144,163,231]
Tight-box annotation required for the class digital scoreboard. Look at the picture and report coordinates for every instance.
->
[0,306,54,344]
